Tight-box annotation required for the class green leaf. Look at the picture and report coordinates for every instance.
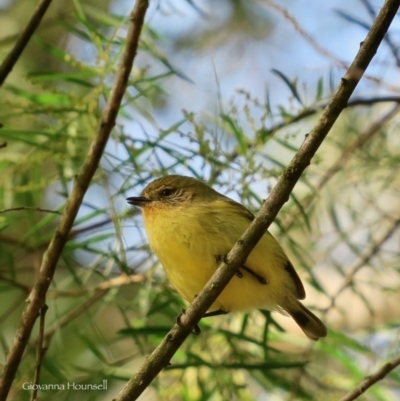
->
[221,114,247,154]
[316,76,324,102]
[4,85,72,106]
[28,72,96,88]
[271,69,303,105]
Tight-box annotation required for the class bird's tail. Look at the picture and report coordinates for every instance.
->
[286,301,327,341]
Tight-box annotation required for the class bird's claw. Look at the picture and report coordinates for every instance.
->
[175,308,201,335]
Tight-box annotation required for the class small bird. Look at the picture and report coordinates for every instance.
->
[127,175,327,340]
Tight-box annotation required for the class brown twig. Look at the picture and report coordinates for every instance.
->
[291,216,400,396]
[286,112,400,394]
[338,354,400,401]
[0,274,31,295]
[326,216,400,311]
[317,103,400,189]
[0,0,53,86]
[264,0,400,92]
[264,0,347,68]
[43,289,108,343]
[114,1,400,400]
[0,1,150,399]
[265,96,400,136]
[17,274,145,374]
[69,218,114,237]
[68,208,140,238]
[0,296,28,326]
[0,274,144,347]
[46,273,144,298]
[42,274,144,341]
[279,102,400,237]
[0,210,137,252]
[30,305,48,401]
[347,96,400,105]
[0,207,62,215]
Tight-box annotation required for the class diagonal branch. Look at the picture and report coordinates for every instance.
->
[279,103,400,236]
[114,1,400,400]
[0,0,53,86]
[42,274,144,342]
[326,216,400,311]
[360,0,400,66]
[0,207,61,215]
[338,354,400,401]
[263,0,399,92]
[0,1,149,400]
[316,103,400,189]
[265,96,400,139]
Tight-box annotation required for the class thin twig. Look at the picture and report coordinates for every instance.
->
[0,207,62,215]
[114,1,400,400]
[0,273,144,299]
[0,1,150,399]
[263,0,347,68]
[69,218,114,237]
[46,273,144,298]
[279,102,400,237]
[326,216,400,310]
[317,103,400,189]
[266,96,400,136]
[291,179,400,399]
[42,274,144,342]
[0,296,28,326]
[43,289,108,343]
[338,354,400,401]
[290,216,400,398]
[0,274,31,295]
[211,95,400,186]
[26,275,144,366]
[0,234,44,252]
[348,96,400,105]
[263,0,400,92]
[68,208,140,238]
[0,0,53,86]
[30,305,48,401]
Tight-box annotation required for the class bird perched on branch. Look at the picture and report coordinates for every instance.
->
[127,175,327,340]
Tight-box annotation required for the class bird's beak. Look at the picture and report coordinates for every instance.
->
[126,196,152,207]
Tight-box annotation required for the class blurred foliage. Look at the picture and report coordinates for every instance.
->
[1,0,400,401]
[173,0,274,51]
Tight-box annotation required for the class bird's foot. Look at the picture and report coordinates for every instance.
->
[215,254,228,264]
[214,254,268,285]
[203,309,228,318]
[241,265,269,285]
[215,254,244,279]
[175,309,201,335]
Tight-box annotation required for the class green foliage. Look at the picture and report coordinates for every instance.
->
[1,1,400,401]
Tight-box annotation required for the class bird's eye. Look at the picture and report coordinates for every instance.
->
[161,188,174,197]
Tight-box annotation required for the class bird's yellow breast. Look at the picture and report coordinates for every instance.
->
[141,200,296,313]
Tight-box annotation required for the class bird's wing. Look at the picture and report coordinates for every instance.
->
[220,198,306,300]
